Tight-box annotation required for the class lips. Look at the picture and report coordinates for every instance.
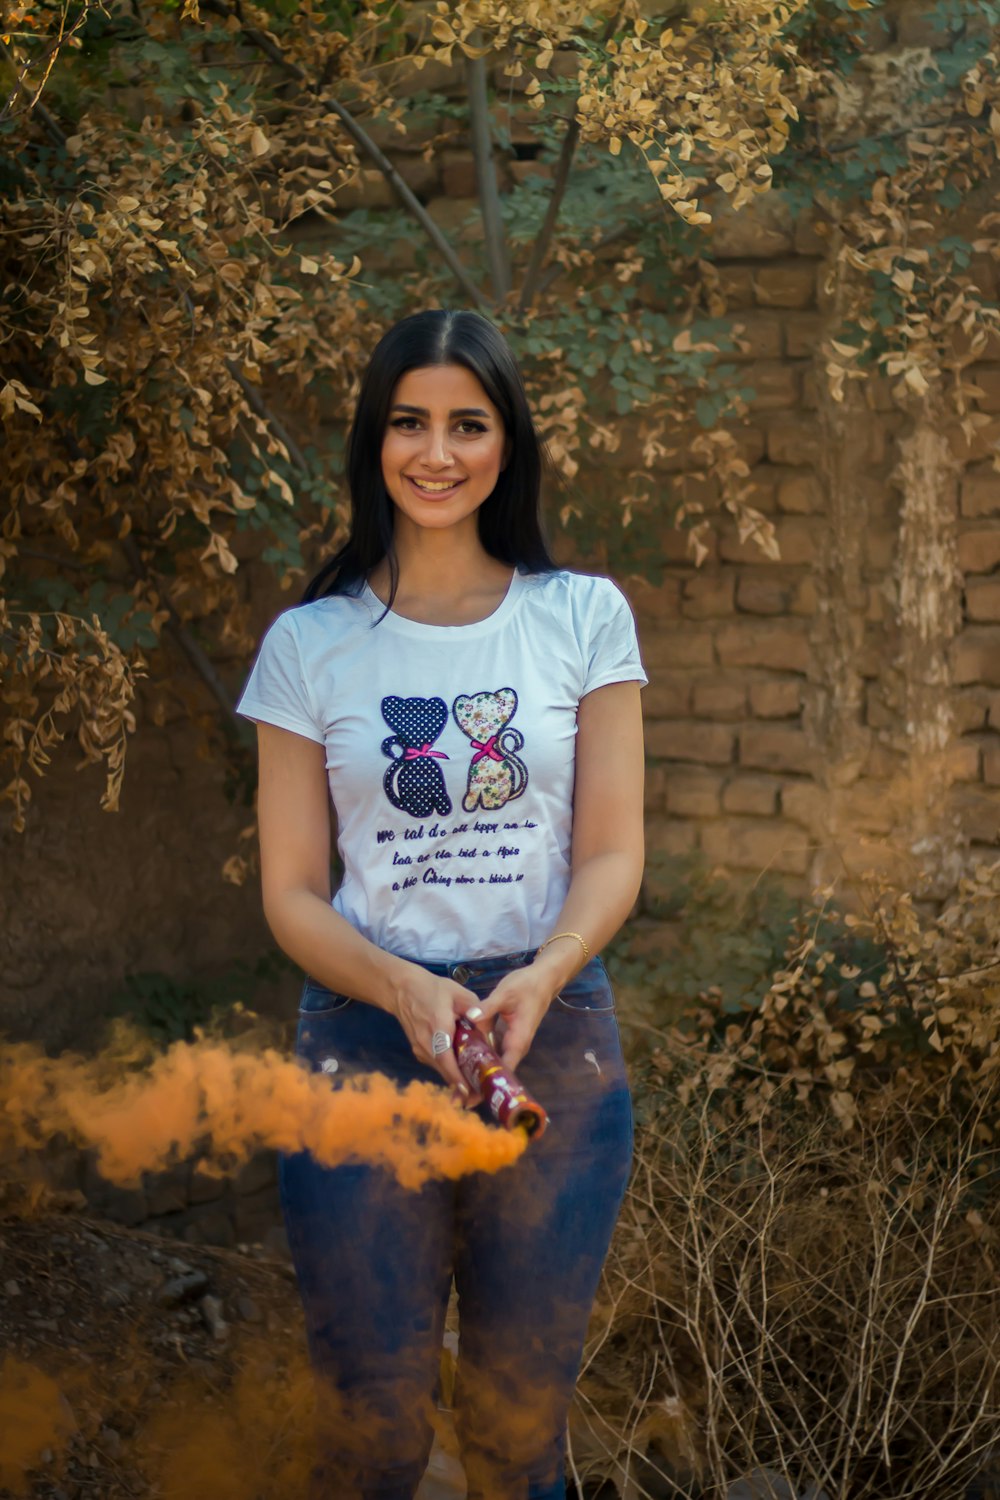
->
[406,476,466,498]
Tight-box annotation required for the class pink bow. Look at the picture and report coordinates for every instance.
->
[471,735,504,765]
[403,743,449,761]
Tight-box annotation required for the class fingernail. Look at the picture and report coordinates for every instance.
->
[457,1081,469,1097]
[466,1005,483,1020]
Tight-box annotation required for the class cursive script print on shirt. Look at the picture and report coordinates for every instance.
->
[380,695,452,818]
[451,688,528,813]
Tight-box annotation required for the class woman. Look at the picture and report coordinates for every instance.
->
[236,308,646,1500]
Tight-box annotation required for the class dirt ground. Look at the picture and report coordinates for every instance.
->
[0,1200,467,1500]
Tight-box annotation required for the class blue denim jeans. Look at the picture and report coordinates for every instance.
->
[278,950,633,1500]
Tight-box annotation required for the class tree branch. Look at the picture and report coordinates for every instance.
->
[119,535,240,735]
[517,114,581,314]
[199,0,490,312]
[466,32,510,303]
[517,6,624,315]
[225,358,313,476]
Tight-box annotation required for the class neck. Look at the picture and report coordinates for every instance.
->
[375,518,509,599]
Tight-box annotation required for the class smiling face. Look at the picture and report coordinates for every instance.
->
[380,363,509,539]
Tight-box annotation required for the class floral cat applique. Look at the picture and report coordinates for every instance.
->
[452,688,528,813]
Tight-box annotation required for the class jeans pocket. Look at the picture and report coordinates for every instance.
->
[553,958,616,1014]
[298,979,353,1016]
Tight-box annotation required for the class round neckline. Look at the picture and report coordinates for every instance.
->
[360,568,528,638]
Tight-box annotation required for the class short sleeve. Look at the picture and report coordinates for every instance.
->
[234,609,325,744]
[582,579,648,696]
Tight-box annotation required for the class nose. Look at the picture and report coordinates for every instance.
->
[421,424,454,467]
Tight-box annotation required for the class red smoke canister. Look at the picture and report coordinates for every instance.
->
[453,1018,549,1139]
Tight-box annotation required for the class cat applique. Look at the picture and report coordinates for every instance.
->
[452,688,528,813]
[380,696,452,818]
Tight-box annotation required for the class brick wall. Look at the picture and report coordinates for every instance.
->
[325,3,1000,902]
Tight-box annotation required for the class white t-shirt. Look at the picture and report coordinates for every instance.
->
[235,567,647,962]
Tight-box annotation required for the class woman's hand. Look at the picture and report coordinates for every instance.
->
[392,967,485,1103]
[473,956,564,1074]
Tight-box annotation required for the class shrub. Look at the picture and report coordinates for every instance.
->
[577,866,1000,1499]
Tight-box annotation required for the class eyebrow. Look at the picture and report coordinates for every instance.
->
[390,404,491,418]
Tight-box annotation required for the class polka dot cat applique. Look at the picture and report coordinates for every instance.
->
[381,695,452,818]
[452,688,528,813]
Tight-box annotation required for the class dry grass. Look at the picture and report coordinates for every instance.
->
[572,873,1000,1500]
[574,1064,999,1500]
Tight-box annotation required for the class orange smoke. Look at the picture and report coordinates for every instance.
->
[0,1036,526,1191]
[0,1357,77,1492]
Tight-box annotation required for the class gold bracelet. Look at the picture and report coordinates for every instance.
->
[538,931,590,963]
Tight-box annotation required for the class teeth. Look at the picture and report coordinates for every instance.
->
[410,478,461,491]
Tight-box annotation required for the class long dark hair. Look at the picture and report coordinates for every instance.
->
[300,309,557,605]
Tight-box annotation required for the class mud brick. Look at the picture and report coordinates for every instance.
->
[716,620,811,673]
[722,518,820,567]
[716,264,756,309]
[742,464,780,511]
[644,631,715,671]
[664,769,725,819]
[682,571,735,619]
[753,262,818,310]
[781,780,828,829]
[692,676,747,719]
[965,577,1000,622]
[766,416,822,467]
[777,470,824,514]
[740,724,815,775]
[642,671,693,719]
[960,466,1000,518]
[441,151,478,197]
[709,194,794,259]
[969,367,1000,413]
[750,678,803,718]
[644,817,699,857]
[645,720,736,765]
[630,576,682,621]
[947,740,982,782]
[722,774,781,816]
[952,627,1000,686]
[784,313,824,359]
[955,785,1000,843]
[392,154,440,197]
[727,314,783,361]
[955,691,989,733]
[958,528,1000,574]
[644,763,667,813]
[700,817,810,875]
[741,361,801,411]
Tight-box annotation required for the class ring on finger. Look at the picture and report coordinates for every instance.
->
[431,1030,452,1057]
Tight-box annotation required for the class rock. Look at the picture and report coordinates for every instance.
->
[155,1269,209,1307]
[183,1210,236,1248]
[726,1474,829,1500]
[235,1294,262,1323]
[3,1278,20,1295]
[726,1472,796,1500]
[99,1425,122,1457]
[100,1282,132,1308]
[199,1294,228,1342]
[234,1151,277,1197]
